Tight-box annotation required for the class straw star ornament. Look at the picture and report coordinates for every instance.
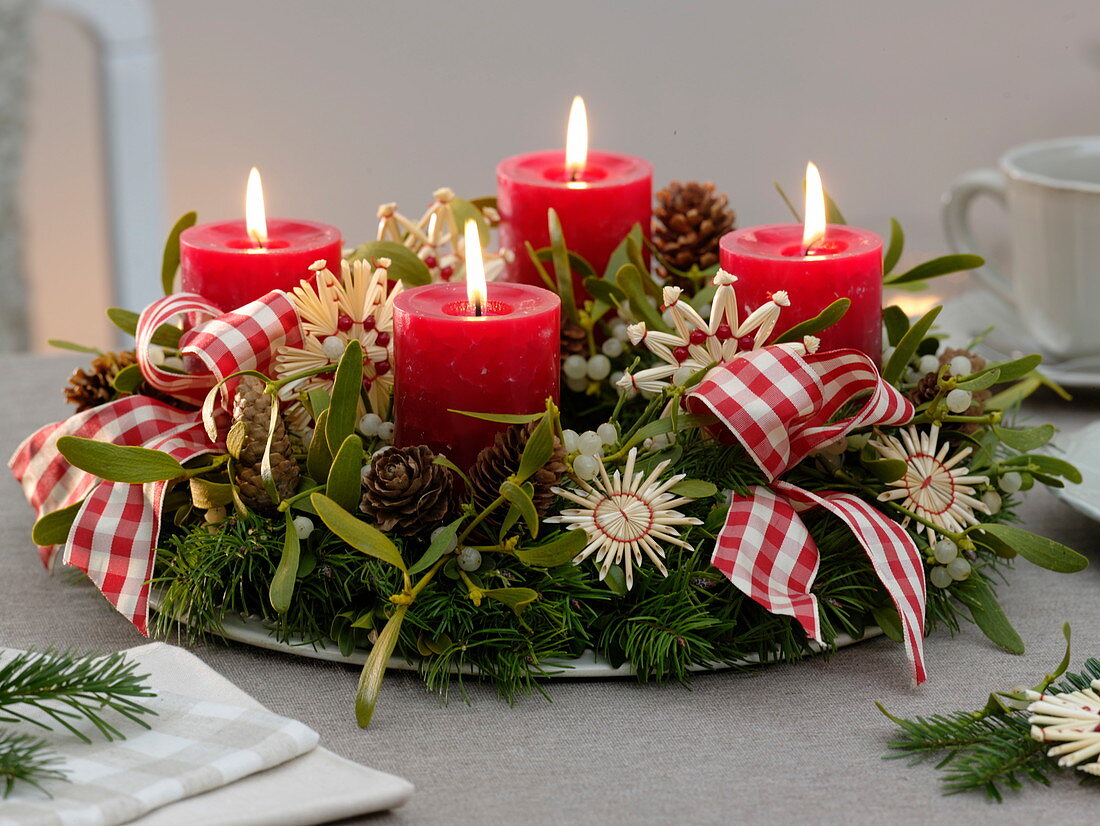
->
[274,257,402,433]
[618,270,815,395]
[546,448,702,589]
[1026,682,1100,776]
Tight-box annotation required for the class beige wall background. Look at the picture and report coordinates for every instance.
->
[20,0,1100,350]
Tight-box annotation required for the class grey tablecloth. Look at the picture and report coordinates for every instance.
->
[2,355,1098,825]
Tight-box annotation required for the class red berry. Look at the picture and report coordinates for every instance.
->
[363,316,377,331]
[689,329,707,345]
[715,323,733,342]
[424,255,438,269]
[737,334,755,351]
[440,265,454,280]
[362,375,373,390]
[672,346,690,363]
[375,331,390,347]
[375,360,391,376]
[337,313,353,331]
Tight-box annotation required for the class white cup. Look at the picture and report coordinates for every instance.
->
[943,136,1100,359]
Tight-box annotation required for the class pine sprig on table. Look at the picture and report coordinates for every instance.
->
[880,654,1100,801]
[0,649,156,797]
[0,731,65,798]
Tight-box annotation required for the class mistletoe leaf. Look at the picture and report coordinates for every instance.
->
[480,587,539,614]
[269,512,301,614]
[968,523,1087,573]
[409,516,464,576]
[991,424,1054,452]
[515,414,553,484]
[883,305,942,385]
[515,529,588,567]
[348,241,431,287]
[500,480,539,538]
[955,575,1024,654]
[31,500,85,547]
[773,298,850,343]
[56,437,184,484]
[883,218,904,275]
[325,339,363,452]
[326,434,364,512]
[162,211,198,295]
[355,605,407,728]
[311,493,406,573]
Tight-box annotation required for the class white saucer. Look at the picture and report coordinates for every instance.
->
[1050,421,1100,523]
[936,291,1100,389]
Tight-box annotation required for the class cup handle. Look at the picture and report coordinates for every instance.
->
[941,168,1013,304]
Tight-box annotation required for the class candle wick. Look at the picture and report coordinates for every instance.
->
[474,302,484,318]
[248,229,266,250]
[569,168,579,183]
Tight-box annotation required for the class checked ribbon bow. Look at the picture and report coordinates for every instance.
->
[687,346,928,684]
[9,291,301,634]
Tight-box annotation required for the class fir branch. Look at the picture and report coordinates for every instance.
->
[0,649,156,798]
[0,649,156,744]
[0,731,66,798]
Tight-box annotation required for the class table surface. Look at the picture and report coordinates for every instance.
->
[2,354,1098,826]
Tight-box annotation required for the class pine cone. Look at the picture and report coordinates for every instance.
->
[938,347,987,375]
[653,181,735,284]
[64,351,138,411]
[908,372,941,406]
[65,350,196,412]
[360,445,453,535]
[560,320,588,358]
[468,421,567,536]
[232,376,300,513]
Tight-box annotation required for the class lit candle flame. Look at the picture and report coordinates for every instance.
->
[565,95,588,181]
[802,161,826,255]
[245,166,268,247]
[464,219,487,315]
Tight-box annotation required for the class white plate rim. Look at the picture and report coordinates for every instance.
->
[151,594,882,678]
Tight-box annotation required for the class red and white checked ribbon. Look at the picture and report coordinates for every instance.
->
[687,347,928,683]
[9,291,301,634]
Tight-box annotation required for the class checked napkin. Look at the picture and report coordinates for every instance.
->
[0,647,320,826]
[688,346,928,683]
[8,291,301,634]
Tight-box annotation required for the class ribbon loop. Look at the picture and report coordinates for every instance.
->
[9,290,304,633]
[688,347,927,683]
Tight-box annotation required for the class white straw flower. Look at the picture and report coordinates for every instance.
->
[1026,682,1100,774]
[546,448,702,589]
[868,424,990,542]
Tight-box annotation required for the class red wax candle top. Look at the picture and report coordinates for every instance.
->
[497,150,652,295]
[180,218,342,311]
[393,282,560,470]
[719,224,883,359]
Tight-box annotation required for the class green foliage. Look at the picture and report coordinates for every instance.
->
[347,241,431,286]
[0,649,156,797]
[881,655,1100,801]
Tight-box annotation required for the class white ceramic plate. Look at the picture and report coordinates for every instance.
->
[1050,421,1100,523]
[151,595,881,677]
[936,291,1100,389]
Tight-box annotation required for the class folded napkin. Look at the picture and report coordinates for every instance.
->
[0,643,413,826]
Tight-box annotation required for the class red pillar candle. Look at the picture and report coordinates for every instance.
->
[393,282,560,469]
[180,219,342,311]
[718,225,883,358]
[179,169,342,311]
[497,98,652,294]
[718,163,883,359]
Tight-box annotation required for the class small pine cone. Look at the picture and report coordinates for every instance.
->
[939,347,987,375]
[64,351,138,411]
[468,421,567,535]
[360,445,453,535]
[232,376,300,513]
[908,372,941,406]
[560,320,588,358]
[653,181,735,285]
